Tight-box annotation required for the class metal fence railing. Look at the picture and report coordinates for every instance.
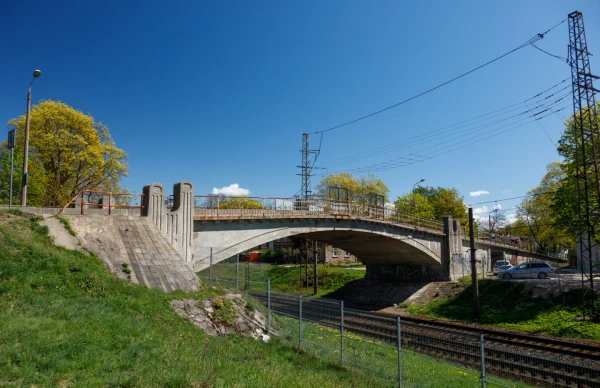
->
[58,189,144,216]
[197,260,599,387]
[193,196,445,233]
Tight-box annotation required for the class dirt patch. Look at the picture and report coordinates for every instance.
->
[171,294,269,340]
[0,211,37,225]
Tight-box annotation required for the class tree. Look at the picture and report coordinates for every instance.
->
[414,186,469,224]
[394,192,435,219]
[1,100,128,206]
[514,162,574,253]
[481,208,506,236]
[314,172,389,204]
[0,140,47,207]
[215,196,264,209]
[554,101,600,243]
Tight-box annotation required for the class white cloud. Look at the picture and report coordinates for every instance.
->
[472,204,502,222]
[505,213,518,225]
[212,184,250,196]
[470,190,490,197]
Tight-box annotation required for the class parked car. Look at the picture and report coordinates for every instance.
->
[493,260,513,275]
[500,262,553,279]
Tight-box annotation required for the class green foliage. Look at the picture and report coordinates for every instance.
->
[394,192,435,218]
[212,297,238,326]
[217,196,264,209]
[553,101,600,243]
[315,172,389,204]
[395,186,468,224]
[0,139,47,207]
[1,100,128,206]
[0,211,383,387]
[407,279,600,340]
[508,162,574,253]
[260,249,283,263]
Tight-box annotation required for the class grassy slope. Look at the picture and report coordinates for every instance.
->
[407,279,600,341]
[0,212,379,387]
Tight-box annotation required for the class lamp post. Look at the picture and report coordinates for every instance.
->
[21,69,42,207]
[411,178,425,212]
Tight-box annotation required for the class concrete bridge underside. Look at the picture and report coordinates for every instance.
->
[192,218,445,271]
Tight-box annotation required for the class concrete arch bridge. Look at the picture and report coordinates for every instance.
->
[143,182,559,282]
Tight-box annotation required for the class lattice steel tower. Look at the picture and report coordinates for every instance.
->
[568,10,600,321]
[299,133,312,199]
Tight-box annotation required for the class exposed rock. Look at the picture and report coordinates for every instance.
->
[171,294,269,340]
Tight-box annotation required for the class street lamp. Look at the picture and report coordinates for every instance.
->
[21,69,42,207]
[412,178,425,211]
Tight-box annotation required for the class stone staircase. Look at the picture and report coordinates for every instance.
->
[114,217,200,292]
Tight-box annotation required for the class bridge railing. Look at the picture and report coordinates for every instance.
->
[460,225,568,259]
[193,196,444,232]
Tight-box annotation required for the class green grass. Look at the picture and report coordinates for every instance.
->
[55,215,77,237]
[198,263,365,297]
[273,314,527,388]
[267,265,365,296]
[0,210,385,387]
[406,279,600,341]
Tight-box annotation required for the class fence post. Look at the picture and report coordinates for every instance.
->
[80,190,85,215]
[480,334,487,388]
[245,260,249,290]
[236,253,240,294]
[299,295,303,348]
[340,300,345,365]
[397,316,402,388]
[209,248,213,288]
[267,278,271,336]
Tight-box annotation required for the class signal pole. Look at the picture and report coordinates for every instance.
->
[469,208,480,320]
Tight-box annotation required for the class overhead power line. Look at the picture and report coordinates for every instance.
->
[347,103,569,173]
[467,191,555,206]
[309,18,567,135]
[318,80,570,169]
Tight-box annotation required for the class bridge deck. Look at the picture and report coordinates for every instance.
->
[193,208,446,235]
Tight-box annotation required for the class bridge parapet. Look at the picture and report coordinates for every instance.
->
[143,182,194,262]
[193,195,444,233]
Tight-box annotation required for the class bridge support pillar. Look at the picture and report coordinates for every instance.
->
[143,181,195,262]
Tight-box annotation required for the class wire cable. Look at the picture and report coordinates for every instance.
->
[347,104,569,173]
[309,19,566,135]
[467,191,555,206]
[318,81,570,169]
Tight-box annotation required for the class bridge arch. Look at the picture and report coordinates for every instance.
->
[192,218,444,271]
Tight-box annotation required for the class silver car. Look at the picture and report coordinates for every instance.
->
[500,262,553,279]
[493,260,513,275]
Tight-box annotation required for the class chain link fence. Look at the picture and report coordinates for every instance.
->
[197,257,598,387]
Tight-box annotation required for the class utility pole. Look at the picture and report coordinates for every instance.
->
[469,207,480,320]
[487,213,492,280]
[7,129,16,209]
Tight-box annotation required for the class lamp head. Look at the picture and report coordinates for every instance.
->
[33,70,42,77]
[419,178,425,183]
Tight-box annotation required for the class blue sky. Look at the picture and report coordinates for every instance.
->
[1,1,599,222]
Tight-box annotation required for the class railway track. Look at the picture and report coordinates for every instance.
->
[249,291,600,387]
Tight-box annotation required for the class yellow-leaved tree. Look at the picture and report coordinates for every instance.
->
[4,100,128,206]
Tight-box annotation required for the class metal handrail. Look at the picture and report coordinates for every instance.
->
[59,189,145,216]
[192,195,445,233]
